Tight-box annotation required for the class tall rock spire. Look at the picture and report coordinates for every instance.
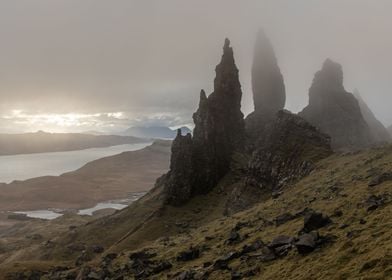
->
[251,30,286,116]
[299,59,373,151]
[163,39,245,204]
[192,38,245,193]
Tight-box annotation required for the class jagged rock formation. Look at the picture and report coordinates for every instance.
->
[353,89,390,144]
[162,39,245,205]
[299,59,373,151]
[251,30,286,116]
[162,130,193,205]
[226,110,332,215]
[192,39,245,193]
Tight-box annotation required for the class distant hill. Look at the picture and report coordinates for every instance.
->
[388,125,392,136]
[354,90,390,143]
[0,140,171,211]
[123,126,191,139]
[0,131,148,156]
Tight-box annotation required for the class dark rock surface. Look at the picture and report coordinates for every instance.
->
[295,232,318,255]
[368,172,392,187]
[226,111,332,215]
[302,211,331,233]
[354,89,390,144]
[299,59,373,151]
[163,130,193,205]
[162,39,245,205]
[192,38,245,194]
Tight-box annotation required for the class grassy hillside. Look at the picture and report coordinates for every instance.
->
[0,140,171,211]
[2,144,392,279]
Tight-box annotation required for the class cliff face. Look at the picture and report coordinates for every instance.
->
[192,39,245,193]
[353,90,390,144]
[162,130,193,206]
[163,38,332,208]
[226,110,332,215]
[299,59,373,151]
[163,39,245,205]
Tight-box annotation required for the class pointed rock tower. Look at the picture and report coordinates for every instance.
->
[163,39,245,205]
[246,31,286,140]
[299,59,373,151]
[251,30,286,116]
[353,89,390,144]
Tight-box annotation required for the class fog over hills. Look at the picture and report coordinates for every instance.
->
[123,126,191,139]
[1,1,392,133]
[1,2,392,279]
[0,131,147,155]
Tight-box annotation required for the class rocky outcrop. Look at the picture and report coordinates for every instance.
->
[192,39,245,193]
[246,31,286,141]
[162,130,193,206]
[225,110,332,215]
[299,59,373,151]
[163,39,245,205]
[251,30,286,117]
[353,89,390,144]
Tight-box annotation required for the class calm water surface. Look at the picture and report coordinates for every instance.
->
[0,142,151,183]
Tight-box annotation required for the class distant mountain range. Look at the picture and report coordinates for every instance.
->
[0,131,148,156]
[388,125,392,136]
[122,126,191,139]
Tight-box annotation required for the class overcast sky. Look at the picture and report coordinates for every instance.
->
[0,0,391,133]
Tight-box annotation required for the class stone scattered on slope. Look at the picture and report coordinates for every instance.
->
[368,172,392,187]
[302,211,332,233]
[295,232,318,255]
[299,59,374,151]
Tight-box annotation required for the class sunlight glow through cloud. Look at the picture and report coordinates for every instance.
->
[2,110,128,133]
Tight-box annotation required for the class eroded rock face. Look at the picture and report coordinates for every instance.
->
[192,39,245,193]
[163,39,245,205]
[299,59,373,151]
[251,30,286,116]
[163,130,193,206]
[354,89,390,144]
[226,111,332,215]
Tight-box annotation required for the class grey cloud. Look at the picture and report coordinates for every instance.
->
[0,0,391,132]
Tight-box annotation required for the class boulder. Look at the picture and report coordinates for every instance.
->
[368,172,392,187]
[295,232,318,255]
[302,211,331,233]
[176,246,200,262]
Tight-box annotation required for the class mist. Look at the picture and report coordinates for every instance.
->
[0,0,391,132]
